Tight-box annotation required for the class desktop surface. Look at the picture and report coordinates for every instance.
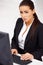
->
[13,58,43,65]
[12,54,32,65]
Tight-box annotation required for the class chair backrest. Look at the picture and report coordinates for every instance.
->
[0,32,13,65]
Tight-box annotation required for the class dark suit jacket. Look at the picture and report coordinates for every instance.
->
[0,32,13,65]
[11,18,43,61]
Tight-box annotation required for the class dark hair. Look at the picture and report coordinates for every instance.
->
[19,0,38,20]
[19,0,34,10]
[19,0,40,41]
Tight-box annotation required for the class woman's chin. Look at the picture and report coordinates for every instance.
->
[24,20,29,23]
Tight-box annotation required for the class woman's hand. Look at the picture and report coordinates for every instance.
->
[20,53,34,61]
[11,49,18,55]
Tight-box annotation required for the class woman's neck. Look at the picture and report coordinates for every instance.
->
[25,17,34,26]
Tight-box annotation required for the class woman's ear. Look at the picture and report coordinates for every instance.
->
[33,9,35,14]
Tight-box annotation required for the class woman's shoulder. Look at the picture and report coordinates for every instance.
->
[39,22,43,28]
[38,21,43,31]
[16,18,23,23]
[15,18,23,27]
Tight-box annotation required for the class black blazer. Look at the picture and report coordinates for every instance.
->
[11,18,43,61]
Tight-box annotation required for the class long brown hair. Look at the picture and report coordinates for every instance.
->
[30,13,39,40]
[19,0,40,40]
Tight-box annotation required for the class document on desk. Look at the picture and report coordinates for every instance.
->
[28,59,43,65]
[12,54,32,65]
[13,54,43,65]
[13,59,43,65]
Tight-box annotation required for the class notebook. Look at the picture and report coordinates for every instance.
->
[12,54,32,65]
[0,32,13,65]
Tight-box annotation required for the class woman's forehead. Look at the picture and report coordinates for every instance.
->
[19,5,30,9]
[19,6,32,11]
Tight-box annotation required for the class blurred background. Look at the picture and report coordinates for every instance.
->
[0,0,43,43]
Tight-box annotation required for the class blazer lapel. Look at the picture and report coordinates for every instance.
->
[17,20,23,36]
[16,18,23,43]
[24,20,34,49]
[24,18,39,49]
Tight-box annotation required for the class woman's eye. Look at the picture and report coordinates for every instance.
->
[20,11,28,14]
[24,11,28,13]
[20,11,23,14]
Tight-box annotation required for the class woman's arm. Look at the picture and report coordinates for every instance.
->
[31,24,43,60]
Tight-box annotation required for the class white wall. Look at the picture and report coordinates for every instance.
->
[0,0,20,42]
[0,0,43,43]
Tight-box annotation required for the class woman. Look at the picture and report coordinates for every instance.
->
[11,0,43,61]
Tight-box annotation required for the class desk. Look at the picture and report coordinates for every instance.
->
[13,59,43,65]
[13,54,43,65]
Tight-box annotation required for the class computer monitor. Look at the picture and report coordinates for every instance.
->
[0,32,13,65]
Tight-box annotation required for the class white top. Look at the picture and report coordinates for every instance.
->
[18,22,33,49]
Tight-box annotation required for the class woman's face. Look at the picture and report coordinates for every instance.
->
[19,5,35,23]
